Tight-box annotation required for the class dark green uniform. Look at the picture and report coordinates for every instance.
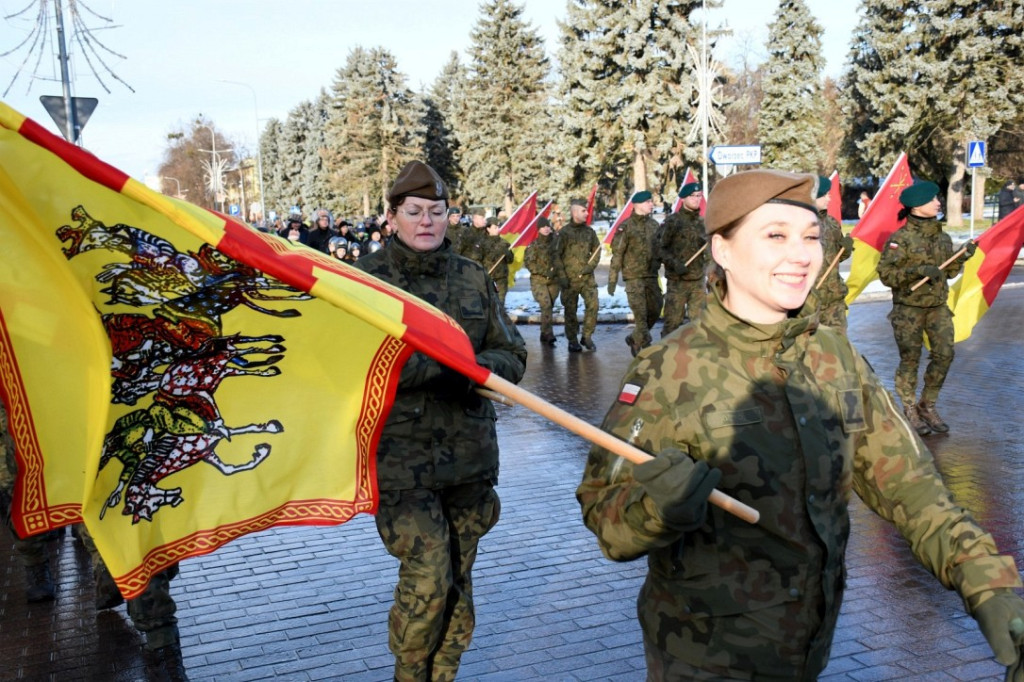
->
[657,207,706,336]
[353,235,526,682]
[458,227,488,266]
[555,221,601,346]
[816,210,853,333]
[609,213,663,352]
[876,215,966,411]
[483,233,514,308]
[524,231,560,343]
[578,285,1021,680]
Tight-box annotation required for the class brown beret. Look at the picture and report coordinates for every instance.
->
[705,170,818,235]
[387,161,449,205]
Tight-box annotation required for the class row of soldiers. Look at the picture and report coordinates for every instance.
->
[523,177,853,357]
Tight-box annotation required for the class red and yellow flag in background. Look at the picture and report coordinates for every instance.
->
[584,184,598,225]
[0,102,486,598]
[828,170,842,224]
[844,153,913,304]
[603,191,641,246]
[498,191,537,236]
[948,207,1024,343]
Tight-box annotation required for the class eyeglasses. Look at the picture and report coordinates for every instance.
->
[399,207,447,222]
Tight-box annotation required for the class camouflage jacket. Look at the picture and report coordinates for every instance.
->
[577,285,1020,679]
[657,209,706,281]
[483,234,514,282]
[877,215,965,308]
[353,237,527,491]
[446,222,467,256]
[554,221,601,281]
[609,214,660,282]
[458,227,490,266]
[525,232,558,282]
[817,211,851,307]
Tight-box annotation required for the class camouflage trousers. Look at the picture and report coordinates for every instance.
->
[0,401,49,567]
[529,277,560,339]
[625,277,664,349]
[644,634,795,681]
[78,524,181,649]
[561,277,599,342]
[888,303,954,405]
[818,298,849,334]
[661,277,705,337]
[376,481,500,682]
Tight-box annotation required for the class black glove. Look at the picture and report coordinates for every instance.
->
[840,235,855,253]
[919,264,944,282]
[963,240,978,258]
[634,448,722,530]
[971,589,1024,671]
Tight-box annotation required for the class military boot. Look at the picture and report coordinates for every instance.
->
[581,336,596,351]
[917,400,949,433]
[145,642,189,682]
[625,334,639,358]
[25,561,55,603]
[539,331,557,346]
[94,562,124,610]
[902,404,931,436]
[567,338,582,352]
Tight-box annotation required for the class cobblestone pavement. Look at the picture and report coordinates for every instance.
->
[3,277,1023,681]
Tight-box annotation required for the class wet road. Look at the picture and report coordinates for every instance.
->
[2,276,1023,681]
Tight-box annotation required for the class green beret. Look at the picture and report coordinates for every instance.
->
[679,182,701,198]
[816,175,831,198]
[705,170,817,235]
[537,217,552,228]
[632,190,652,204]
[570,198,587,208]
[448,206,462,216]
[899,180,939,208]
[387,161,449,205]
[486,217,499,227]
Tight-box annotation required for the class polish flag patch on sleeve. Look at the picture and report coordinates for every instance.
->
[618,382,643,405]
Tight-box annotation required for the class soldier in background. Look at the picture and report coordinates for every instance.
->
[814,175,854,333]
[608,190,663,356]
[579,169,1024,681]
[877,180,976,436]
[483,217,514,308]
[525,217,560,345]
[353,161,527,682]
[657,182,707,336]
[555,198,601,352]
[0,398,54,603]
[446,206,465,253]
[459,208,489,265]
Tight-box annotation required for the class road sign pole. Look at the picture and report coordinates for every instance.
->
[970,167,976,240]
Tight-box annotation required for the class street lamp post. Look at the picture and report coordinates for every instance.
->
[220,80,267,227]
[161,176,183,197]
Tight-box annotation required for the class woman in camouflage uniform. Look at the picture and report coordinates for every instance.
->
[353,161,527,682]
[876,180,976,435]
[578,170,1024,681]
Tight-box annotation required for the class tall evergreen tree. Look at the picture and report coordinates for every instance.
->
[259,117,287,219]
[324,46,424,217]
[280,99,317,214]
[300,90,337,213]
[558,0,705,205]
[757,0,827,171]
[423,52,466,202]
[457,0,551,213]
[841,0,1024,224]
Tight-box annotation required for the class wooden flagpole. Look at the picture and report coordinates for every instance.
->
[815,247,845,290]
[481,373,760,525]
[909,245,969,291]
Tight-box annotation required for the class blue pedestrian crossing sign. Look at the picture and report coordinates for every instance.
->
[967,141,986,168]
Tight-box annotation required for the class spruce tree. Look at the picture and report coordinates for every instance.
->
[558,0,704,204]
[456,0,551,213]
[258,118,287,220]
[280,99,316,215]
[424,52,466,203]
[324,46,424,217]
[757,0,827,172]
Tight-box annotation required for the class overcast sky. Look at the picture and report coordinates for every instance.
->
[0,0,859,181]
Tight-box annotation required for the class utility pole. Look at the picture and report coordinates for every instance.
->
[54,1,78,144]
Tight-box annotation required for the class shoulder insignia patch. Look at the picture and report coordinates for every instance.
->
[888,242,899,249]
[618,382,642,405]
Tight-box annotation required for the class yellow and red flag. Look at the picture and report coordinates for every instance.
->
[510,201,554,250]
[584,184,598,225]
[0,102,486,598]
[497,190,537,236]
[844,153,913,304]
[603,191,641,246]
[670,168,707,216]
[828,170,842,224]
[948,207,1024,343]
